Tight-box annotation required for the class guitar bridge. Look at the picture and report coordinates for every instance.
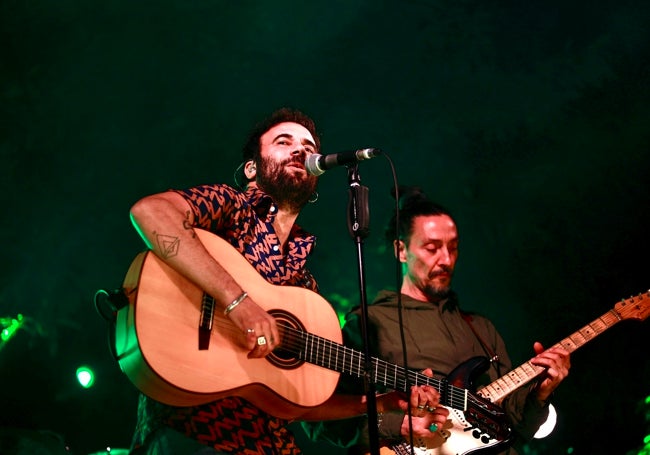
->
[199,293,215,350]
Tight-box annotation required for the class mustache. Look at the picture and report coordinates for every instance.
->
[282,157,305,168]
[429,265,453,278]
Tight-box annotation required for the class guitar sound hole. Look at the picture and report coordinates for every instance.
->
[267,309,304,370]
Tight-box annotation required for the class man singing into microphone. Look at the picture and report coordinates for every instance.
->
[126,108,443,455]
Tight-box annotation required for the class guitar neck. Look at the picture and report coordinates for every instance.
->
[479,306,626,403]
[279,325,469,411]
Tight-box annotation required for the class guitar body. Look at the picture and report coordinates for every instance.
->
[381,357,511,455]
[115,230,342,419]
[380,291,650,455]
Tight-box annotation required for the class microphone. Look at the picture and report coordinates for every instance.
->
[305,148,381,176]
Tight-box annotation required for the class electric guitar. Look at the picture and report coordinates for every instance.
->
[382,291,650,455]
[114,230,496,428]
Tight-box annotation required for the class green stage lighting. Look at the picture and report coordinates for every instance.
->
[76,366,95,388]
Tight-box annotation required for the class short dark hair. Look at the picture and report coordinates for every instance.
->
[385,186,455,245]
[235,108,321,188]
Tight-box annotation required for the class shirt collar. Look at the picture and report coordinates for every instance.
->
[243,185,316,248]
[244,186,275,220]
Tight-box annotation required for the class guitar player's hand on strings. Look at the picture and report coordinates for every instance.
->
[400,405,450,440]
[224,293,281,359]
[377,368,450,438]
[530,341,571,404]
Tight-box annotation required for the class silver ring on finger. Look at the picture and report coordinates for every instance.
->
[257,336,267,346]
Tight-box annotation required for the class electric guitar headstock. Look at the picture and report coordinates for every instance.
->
[614,290,650,322]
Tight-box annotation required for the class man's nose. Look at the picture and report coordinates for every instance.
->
[291,144,308,157]
[438,248,452,265]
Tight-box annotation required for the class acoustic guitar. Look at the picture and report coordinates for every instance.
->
[114,230,478,421]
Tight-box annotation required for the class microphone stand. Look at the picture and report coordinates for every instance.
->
[346,164,380,455]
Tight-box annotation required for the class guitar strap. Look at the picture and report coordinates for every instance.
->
[461,312,502,377]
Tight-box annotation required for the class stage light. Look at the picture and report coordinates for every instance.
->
[0,314,24,349]
[534,404,557,439]
[76,366,95,388]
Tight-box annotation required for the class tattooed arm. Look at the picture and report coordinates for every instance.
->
[129,191,279,358]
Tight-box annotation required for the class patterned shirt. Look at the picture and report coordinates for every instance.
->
[131,184,318,454]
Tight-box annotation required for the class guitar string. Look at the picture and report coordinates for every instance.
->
[212,315,481,410]
[276,323,473,410]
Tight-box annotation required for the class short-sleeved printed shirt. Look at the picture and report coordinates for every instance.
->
[131,184,318,454]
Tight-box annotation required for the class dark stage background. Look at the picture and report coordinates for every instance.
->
[1,1,649,454]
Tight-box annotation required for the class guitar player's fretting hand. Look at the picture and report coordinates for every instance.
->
[530,341,571,403]
[225,296,281,359]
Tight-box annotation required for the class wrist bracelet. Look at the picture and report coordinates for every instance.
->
[224,292,248,315]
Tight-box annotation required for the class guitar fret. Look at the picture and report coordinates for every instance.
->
[356,350,362,376]
[321,339,326,367]
[313,336,320,366]
[348,347,356,376]
[343,347,350,375]
[519,361,542,379]
[333,343,339,372]
[393,364,398,391]
[591,319,609,332]
[321,337,327,369]
[376,359,382,385]
[500,372,521,390]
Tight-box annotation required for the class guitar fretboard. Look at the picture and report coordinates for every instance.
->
[279,325,469,411]
[479,300,641,403]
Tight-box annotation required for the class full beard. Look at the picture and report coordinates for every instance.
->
[256,156,318,212]
[423,271,453,301]
[423,283,452,301]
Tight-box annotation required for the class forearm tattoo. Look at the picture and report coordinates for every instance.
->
[182,210,196,238]
[153,211,194,259]
[155,232,180,259]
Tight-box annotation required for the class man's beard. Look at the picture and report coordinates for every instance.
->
[423,283,452,301]
[423,268,453,301]
[256,156,318,212]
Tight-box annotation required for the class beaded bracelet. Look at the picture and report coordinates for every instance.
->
[224,292,248,316]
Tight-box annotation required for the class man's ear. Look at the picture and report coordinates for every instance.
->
[394,239,407,262]
[244,160,257,180]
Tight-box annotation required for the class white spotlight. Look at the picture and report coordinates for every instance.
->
[534,404,557,439]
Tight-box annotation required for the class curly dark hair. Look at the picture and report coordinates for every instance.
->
[235,108,321,188]
[385,185,455,245]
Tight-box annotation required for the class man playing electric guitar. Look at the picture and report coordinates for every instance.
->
[304,186,571,455]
